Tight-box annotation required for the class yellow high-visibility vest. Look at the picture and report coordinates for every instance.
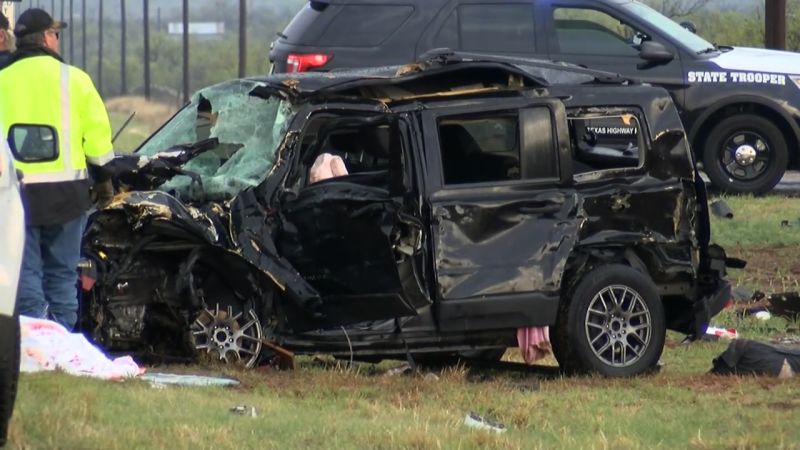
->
[0,55,114,183]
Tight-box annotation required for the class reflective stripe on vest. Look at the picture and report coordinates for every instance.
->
[60,63,73,174]
[23,63,88,185]
[22,168,88,183]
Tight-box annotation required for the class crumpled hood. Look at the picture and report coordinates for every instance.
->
[711,47,800,75]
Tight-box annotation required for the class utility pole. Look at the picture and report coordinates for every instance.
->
[182,0,189,104]
[121,0,127,95]
[765,0,787,50]
[68,0,73,63]
[98,0,103,95]
[80,0,85,70]
[239,0,247,78]
[143,0,150,99]
[59,0,63,55]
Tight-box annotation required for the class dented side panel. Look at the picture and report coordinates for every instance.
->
[431,190,581,299]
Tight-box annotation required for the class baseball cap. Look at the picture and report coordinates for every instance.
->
[14,8,68,38]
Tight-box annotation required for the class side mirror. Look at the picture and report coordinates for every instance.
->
[639,41,674,63]
[7,124,60,163]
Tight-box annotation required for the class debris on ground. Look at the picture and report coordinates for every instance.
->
[711,339,800,378]
[731,286,755,303]
[753,310,772,321]
[730,289,800,320]
[710,200,734,219]
[20,316,143,380]
[463,412,507,433]
[383,362,440,380]
[260,338,296,371]
[704,325,739,341]
[230,405,258,417]
[767,292,800,319]
[139,373,240,387]
[384,362,414,377]
[772,335,800,346]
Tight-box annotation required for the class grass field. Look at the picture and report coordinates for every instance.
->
[107,96,178,154]
[6,197,800,449]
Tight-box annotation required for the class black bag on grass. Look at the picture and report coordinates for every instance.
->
[711,339,800,377]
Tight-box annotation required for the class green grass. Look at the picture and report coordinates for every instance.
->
[8,337,800,449]
[109,112,157,154]
[7,197,800,449]
[710,195,800,248]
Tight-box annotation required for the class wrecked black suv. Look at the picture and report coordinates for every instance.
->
[80,54,733,377]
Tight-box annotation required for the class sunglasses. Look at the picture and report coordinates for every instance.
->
[46,29,60,39]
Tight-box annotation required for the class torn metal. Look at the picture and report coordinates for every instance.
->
[79,55,735,375]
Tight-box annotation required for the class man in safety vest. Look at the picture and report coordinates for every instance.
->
[0,8,115,330]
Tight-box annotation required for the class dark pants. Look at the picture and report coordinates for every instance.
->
[16,213,86,330]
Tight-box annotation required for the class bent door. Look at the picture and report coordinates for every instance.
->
[422,99,580,331]
[278,113,430,326]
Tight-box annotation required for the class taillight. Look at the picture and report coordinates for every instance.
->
[286,53,331,73]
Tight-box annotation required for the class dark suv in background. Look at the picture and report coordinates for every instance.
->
[270,0,800,194]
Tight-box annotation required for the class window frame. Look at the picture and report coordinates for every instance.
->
[567,110,650,184]
[317,4,416,48]
[423,98,571,192]
[552,6,644,57]
[456,3,537,54]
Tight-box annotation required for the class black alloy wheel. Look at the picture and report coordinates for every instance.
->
[554,265,665,377]
[702,114,788,195]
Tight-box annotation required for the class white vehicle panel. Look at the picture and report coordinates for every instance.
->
[0,136,23,317]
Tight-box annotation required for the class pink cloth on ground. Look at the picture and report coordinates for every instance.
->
[309,153,349,183]
[19,316,144,380]
[517,326,551,364]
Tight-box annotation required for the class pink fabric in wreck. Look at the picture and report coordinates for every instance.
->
[517,326,551,363]
[309,153,349,183]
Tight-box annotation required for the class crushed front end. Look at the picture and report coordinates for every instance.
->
[79,80,293,367]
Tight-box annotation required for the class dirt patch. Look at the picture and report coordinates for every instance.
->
[674,375,747,393]
[728,246,800,293]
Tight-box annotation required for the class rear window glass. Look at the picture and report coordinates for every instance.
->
[318,5,414,47]
[281,3,325,45]
[457,4,536,54]
[439,113,522,185]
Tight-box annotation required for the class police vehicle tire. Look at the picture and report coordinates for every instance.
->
[703,114,787,195]
[0,311,20,446]
[553,265,665,377]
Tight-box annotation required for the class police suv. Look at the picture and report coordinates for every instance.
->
[271,0,800,194]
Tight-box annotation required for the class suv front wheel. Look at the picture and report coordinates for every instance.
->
[554,265,665,377]
[702,114,788,195]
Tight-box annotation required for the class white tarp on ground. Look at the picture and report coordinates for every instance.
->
[20,316,144,380]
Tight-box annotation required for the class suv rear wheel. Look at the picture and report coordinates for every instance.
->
[702,114,787,195]
[554,265,665,377]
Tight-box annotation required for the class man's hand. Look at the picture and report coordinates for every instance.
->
[91,179,115,208]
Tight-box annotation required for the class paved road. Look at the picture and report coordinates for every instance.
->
[775,171,800,194]
[699,170,800,195]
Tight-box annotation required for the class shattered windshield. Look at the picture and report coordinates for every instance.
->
[137,80,292,202]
